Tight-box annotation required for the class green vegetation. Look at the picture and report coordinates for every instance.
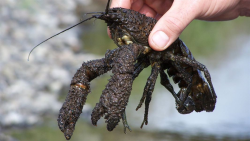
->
[80,21,117,55]
[180,17,249,56]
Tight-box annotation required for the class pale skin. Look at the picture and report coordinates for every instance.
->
[108,0,250,51]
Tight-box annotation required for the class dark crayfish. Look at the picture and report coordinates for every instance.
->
[29,0,217,140]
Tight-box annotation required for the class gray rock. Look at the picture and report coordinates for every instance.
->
[0,134,18,141]
[0,0,98,127]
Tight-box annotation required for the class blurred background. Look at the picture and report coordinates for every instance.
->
[0,0,249,141]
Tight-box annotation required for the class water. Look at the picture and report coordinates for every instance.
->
[137,37,250,138]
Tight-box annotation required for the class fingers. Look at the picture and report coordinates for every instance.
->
[110,0,132,9]
[238,0,250,17]
[149,0,200,51]
[145,0,173,15]
[139,4,157,18]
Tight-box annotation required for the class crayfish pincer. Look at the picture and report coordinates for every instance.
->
[29,0,217,140]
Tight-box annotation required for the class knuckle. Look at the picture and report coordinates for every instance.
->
[164,16,184,35]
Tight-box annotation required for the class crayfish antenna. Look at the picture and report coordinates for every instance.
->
[105,0,111,14]
[27,16,95,61]
[85,12,104,15]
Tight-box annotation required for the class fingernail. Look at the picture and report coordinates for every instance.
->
[152,31,169,49]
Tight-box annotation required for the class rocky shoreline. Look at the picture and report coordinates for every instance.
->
[0,0,96,129]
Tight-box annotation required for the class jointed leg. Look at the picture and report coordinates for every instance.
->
[164,60,194,112]
[122,110,132,133]
[168,55,217,103]
[137,63,159,128]
[159,69,180,104]
[170,62,192,84]
[119,48,150,132]
[176,84,195,114]
[133,58,150,80]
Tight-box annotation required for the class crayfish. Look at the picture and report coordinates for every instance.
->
[29,0,217,140]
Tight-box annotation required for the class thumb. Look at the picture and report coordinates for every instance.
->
[149,0,200,51]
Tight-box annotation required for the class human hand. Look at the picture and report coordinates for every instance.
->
[109,0,250,51]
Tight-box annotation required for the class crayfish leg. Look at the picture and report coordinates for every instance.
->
[159,70,180,103]
[159,69,195,114]
[165,54,217,111]
[162,59,193,112]
[137,63,160,128]
[133,58,150,80]
[122,110,132,134]
[176,85,195,114]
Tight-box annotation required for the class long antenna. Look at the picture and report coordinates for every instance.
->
[28,16,95,61]
[85,12,103,14]
[105,0,111,14]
